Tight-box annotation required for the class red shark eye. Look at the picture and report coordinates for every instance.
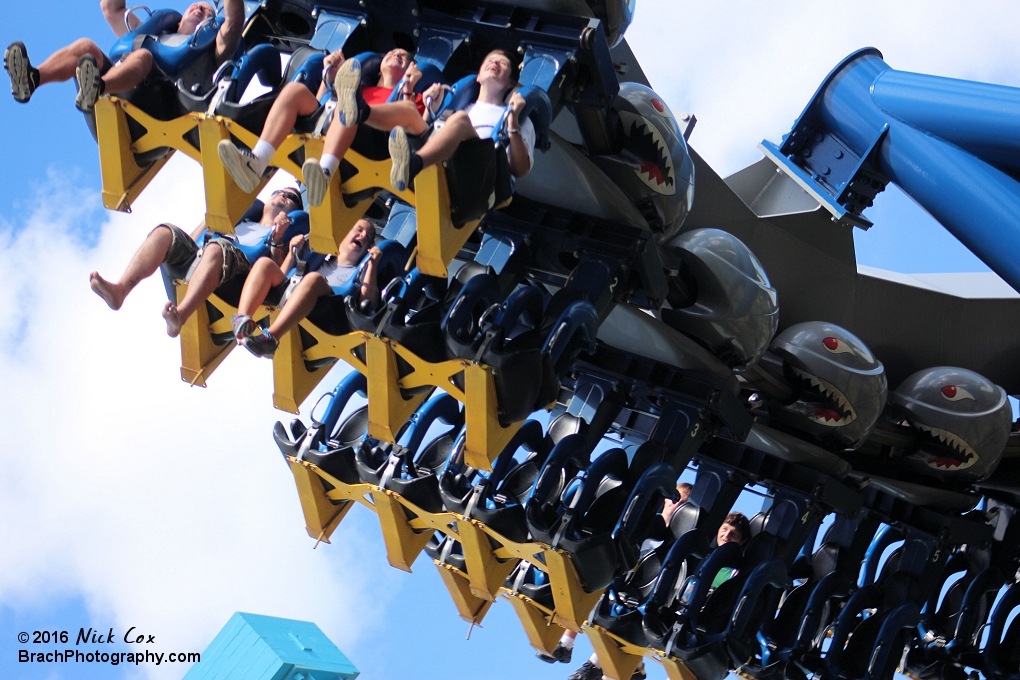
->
[941,385,975,401]
[651,98,664,112]
[822,337,855,355]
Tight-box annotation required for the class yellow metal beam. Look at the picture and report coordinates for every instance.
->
[434,563,495,625]
[198,116,273,234]
[542,549,606,632]
[462,363,527,471]
[272,318,335,414]
[504,592,566,655]
[177,289,234,387]
[371,489,433,572]
[659,657,699,680]
[413,164,482,278]
[287,457,355,543]
[457,519,519,602]
[94,97,175,212]
[584,625,646,680]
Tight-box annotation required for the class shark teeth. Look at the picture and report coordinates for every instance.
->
[619,110,675,196]
[911,423,978,470]
[790,367,857,426]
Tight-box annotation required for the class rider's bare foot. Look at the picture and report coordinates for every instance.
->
[89,272,124,310]
[162,301,182,337]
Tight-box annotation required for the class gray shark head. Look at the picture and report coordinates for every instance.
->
[591,82,695,243]
[769,321,887,449]
[662,228,778,366]
[891,366,1011,482]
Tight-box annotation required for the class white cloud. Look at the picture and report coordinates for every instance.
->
[0,155,399,678]
[629,0,1020,175]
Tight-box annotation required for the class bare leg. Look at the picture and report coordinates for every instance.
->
[36,38,104,85]
[416,110,477,168]
[163,243,224,337]
[364,99,429,135]
[90,225,174,310]
[236,258,288,316]
[258,81,321,149]
[101,49,153,94]
[267,273,332,337]
[322,117,359,160]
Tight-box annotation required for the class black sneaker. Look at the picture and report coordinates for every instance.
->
[567,661,603,680]
[536,643,572,664]
[302,158,332,207]
[4,41,37,103]
[75,53,102,113]
[243,328,278,358]
[334,58,367,126]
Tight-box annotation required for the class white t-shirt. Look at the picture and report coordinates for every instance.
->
[316,259,358,288]
[231,220,271,248]
[437,101,536,168]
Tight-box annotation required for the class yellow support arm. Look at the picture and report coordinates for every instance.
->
[198,117,273,234]
[504,592,567,655]
[371,489,434,572]
[456,519,519,602]
[542,548,606,632]
[94,97,194,212]
[583,624,647,680]
[434,563,495,626]
[287,457,355,543]
[413,164,482,278]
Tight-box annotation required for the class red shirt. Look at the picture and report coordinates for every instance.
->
[362,85,426,114]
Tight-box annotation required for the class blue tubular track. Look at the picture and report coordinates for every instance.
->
[764,48,1020,291]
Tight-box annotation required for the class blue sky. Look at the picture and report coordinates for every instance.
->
[2,2,1019,680]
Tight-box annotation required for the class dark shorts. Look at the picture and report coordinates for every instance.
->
[159,223,252,284]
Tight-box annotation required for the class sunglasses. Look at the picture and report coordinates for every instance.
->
[273,189,301,204]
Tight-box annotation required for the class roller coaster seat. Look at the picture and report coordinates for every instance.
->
[526,439,665,592]
[276,371,369,486]
[439,420,550,543]
[434,82,552,226]
[275,237,407,338]
[108,9,230,91]
[345,274,448,376]
[443,276,598,426]
[354,393,463,513]
[591,500,699,646]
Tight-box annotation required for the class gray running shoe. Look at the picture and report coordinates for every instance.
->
[218,140,262,193]
[230,313,256,342]
[4,42,37,103]
[302,158,332,207]
[334,58,364,126]
[388,126,412,192]
[75,53,102,113]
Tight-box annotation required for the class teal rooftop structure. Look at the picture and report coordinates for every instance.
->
[184,612,359,680]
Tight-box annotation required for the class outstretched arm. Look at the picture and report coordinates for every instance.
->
[506,92,533,178]
[101,0,138,38]
[360,246,382,303]
[215,0,246,64]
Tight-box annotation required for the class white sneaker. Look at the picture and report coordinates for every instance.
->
[218,140,262,193]
[334,58,363,127]
[75,53,102,113]
[302,158,332,207]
